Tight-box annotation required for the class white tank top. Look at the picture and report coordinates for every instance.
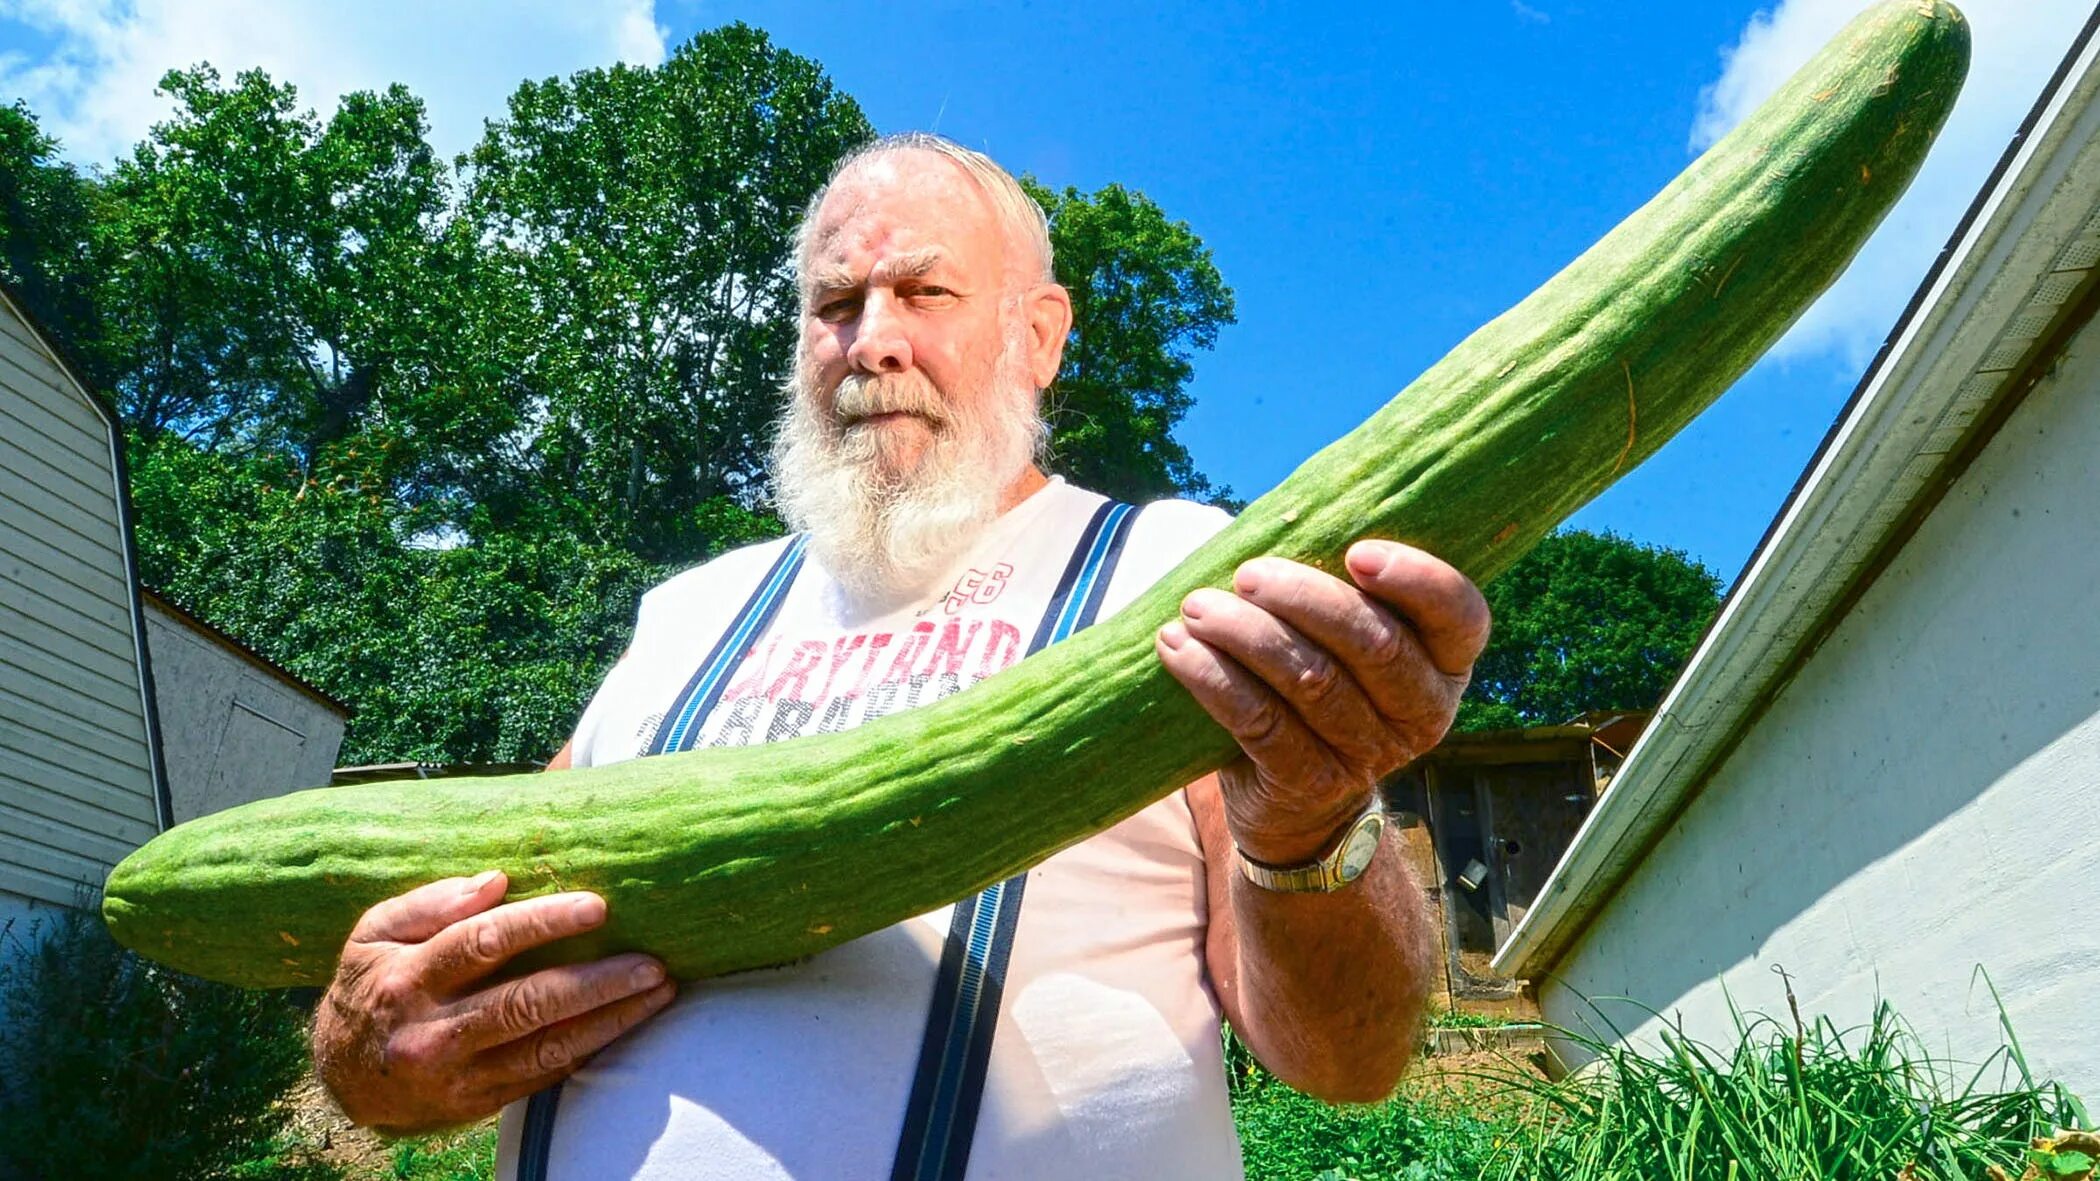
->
[496,478,1246,1181]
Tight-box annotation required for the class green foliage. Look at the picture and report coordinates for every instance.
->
[461,23,871,558]
[96,65,451,463]
[1427,1008,1516,1030]
[1,26,1236,764]
[1458,529,1722,732]
[127,433,667,764]
[1227,993,2087,1180]
[1490,1000,2086,1180]
[1029,178,1238,507]
[0,906,338,1180]
[0,102,108,373]
[1232,1069,1504,1181]
[387,1126,498,1181]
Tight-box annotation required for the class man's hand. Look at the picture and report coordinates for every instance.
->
[1156,540,1490,862]
[313,871,676,1133]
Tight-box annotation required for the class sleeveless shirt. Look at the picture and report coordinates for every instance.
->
[494,477,1246,1181]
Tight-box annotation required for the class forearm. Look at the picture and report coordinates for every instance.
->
[1225,833,1435,1103]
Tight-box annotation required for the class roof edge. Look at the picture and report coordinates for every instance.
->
[1495,11,2100,980]
[140,586,352,717]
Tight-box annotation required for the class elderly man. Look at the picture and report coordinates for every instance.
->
[313,133,1488,1180]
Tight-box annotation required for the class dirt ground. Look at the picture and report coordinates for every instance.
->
[285,1073,498,1177]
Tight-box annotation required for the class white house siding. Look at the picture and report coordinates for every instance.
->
[0,301,159,913]
[1539,316,2100,1098]
[142,596,345,824]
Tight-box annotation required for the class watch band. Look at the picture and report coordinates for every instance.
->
[1235,800,1389,893]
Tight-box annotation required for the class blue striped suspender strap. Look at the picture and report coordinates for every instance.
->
[646,534,811,757]
[515,533,809,1181]
[889,498,1138,1181]
[515,501,1140,1180]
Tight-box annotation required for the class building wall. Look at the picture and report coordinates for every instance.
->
[0,303,158,914]
[1539,318,2100,1097]
[142,599,345,824]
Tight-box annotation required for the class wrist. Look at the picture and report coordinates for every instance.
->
[1229,787,1379,867]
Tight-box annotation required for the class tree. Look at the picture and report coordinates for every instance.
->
[125,434,670,764]
[0,103,110,378]
[1030,179,1237,506]
[19,35,1248,764]
[462,24,871,559]
[96,66,455,470]
[1456,529,1723,732]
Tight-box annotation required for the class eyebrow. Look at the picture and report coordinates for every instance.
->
[806,247,947,295]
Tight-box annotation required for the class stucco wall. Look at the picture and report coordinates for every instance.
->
[1540,317,2100,1098]
[142,599,346,824]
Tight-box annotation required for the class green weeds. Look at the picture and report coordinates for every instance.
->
[1229,988,2088,1180]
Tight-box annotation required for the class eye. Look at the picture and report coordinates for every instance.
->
[815,295,861,322]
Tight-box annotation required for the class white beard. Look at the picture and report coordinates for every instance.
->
[769,327,1046,609]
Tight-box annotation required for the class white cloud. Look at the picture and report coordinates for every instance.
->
[1692,0,2093,368]
[0,0,668,167]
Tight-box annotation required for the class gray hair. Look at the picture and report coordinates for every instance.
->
[793,132,1055,299]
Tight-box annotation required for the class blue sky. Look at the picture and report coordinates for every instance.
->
[2,0,2091,582]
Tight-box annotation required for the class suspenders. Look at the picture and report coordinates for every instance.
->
[889,499,1135,1181]
[517,500,1139,1181]
[645,534,809,757]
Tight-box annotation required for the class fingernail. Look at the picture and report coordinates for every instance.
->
[460,870,499,896]
[1348,541,1393,576]
[1159,621,1187,651]
[1234,565,1262,596]
[632,962,664,991]
[1181,593,1207,620]
[571,895,607,925]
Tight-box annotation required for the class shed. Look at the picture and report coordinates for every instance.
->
[1382,712,1645,1013]
[1495,14,2100,1098]
[142,588,348,824]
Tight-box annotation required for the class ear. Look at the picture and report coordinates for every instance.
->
[1020,282,1074,391]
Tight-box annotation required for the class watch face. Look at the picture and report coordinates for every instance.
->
[1337,813,1386,881]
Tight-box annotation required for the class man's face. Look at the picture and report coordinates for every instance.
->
[797,151,1020,480]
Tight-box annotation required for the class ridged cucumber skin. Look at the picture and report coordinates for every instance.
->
[103,1,1968,988]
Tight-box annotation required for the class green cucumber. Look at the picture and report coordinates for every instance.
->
[103,0,1969,988]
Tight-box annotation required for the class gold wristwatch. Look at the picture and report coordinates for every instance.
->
[1234,800,1389,893]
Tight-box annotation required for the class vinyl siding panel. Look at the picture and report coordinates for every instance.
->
[0,441,129,559]
[0,299,157,909]
[0,743,156,828]
[0,598,141,689]
[0,347,108,462]
[0,626,154,720]
[0,680,151,785]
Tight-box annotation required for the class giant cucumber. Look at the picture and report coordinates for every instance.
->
[103,1,1969,988]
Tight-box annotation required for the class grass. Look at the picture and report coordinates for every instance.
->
[8,905,2071,1181]
[384,1125,499,1181]
[1427,1008,1527,1031]
[1485,991,2089,1181]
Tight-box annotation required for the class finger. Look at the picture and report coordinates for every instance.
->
[1343,541,1492,677]
[1229,558,1462,736]
[413,892,610,996]
[348,870,509,946]
[472,980,679,1098]
[1173,586,1402,773]
[1156,619,1342,785]
[440,955,668,1054]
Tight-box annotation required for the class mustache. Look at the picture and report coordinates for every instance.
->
[833,374,949,426]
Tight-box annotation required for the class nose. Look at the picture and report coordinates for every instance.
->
[845,291,913,375]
